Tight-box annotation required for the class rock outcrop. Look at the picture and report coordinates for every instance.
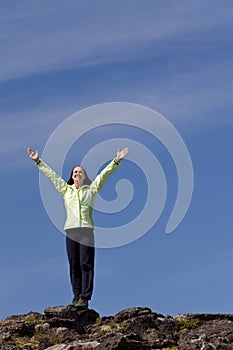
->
[0,306,233,349]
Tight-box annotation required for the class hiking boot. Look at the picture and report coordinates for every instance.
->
[73,296,81,303]
[68,298,78,306]
[74,298,88,309]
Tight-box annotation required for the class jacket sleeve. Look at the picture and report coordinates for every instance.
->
[36,159,68,197]
[89,159,120,197]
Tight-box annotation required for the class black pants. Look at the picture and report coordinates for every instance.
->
[65,228,95,301]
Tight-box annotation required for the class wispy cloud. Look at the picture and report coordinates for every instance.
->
[1,1,232,164]
[0,99,76,162]
[1,53,232,164]
[142,60,233,124]
[1,0,232,81]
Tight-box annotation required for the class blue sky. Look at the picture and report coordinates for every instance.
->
[0,0,233,320]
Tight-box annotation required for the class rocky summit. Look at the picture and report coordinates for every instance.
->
[0,306,233,349]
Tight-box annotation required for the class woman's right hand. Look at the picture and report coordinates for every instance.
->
[27,148,39,162]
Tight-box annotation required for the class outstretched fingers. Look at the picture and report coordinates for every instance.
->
[117,147,129,160]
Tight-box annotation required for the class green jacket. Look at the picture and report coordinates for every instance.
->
[36,159,120,230]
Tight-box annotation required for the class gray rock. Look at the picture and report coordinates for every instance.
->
[0,307,233,349]
[44,306,99,333]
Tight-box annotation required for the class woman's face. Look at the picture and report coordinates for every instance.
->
[72,166,86,184]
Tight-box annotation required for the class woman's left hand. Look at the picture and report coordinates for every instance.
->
[116,148,129,162]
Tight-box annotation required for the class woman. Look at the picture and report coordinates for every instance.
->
[27,147,129,309]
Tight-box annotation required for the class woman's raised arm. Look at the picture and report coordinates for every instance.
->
[27,147,68,197]
[90,148,129,196]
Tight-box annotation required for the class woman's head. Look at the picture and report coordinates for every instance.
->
[67,165,92,186]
